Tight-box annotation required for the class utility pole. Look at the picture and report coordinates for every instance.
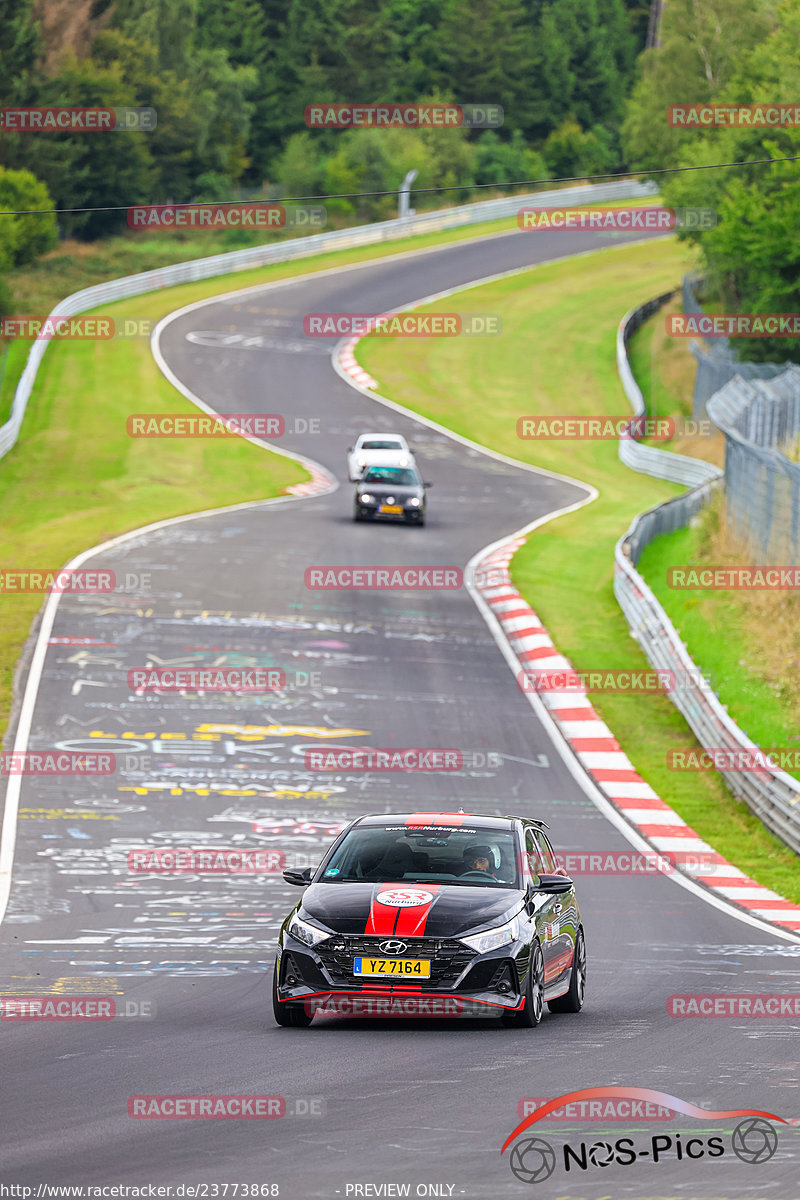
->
[398,169,418,218]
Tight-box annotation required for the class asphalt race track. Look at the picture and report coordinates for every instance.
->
[1,225,799,1197]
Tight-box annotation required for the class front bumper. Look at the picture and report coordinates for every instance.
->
[276,933,527,1015]
[355,502,424,522]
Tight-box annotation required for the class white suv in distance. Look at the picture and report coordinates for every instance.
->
[347,433,415,481]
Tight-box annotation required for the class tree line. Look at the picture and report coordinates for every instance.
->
[0,0,797,361]
[0,0,644,239]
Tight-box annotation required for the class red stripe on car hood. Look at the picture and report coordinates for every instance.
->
[364,884,441,937]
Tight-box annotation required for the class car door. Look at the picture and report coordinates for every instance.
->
[534,830,577,991]
[347,437,364,481]
[523,827,562,985]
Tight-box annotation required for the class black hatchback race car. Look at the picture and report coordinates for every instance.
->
[272,811,585,1027]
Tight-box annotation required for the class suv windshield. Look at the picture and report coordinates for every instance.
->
[361,467,420,486]
[319,824,520,887]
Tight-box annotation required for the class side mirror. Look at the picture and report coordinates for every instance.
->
[535,873,574,894]
[283,867,313,886]
[423,481,433,488]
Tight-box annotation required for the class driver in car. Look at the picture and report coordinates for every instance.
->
[461,844,497,878]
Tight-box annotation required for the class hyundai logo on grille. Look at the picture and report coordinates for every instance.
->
[378,939,408,955]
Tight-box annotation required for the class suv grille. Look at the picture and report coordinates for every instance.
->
[315,936,476,988]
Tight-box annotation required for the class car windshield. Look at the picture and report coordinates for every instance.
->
[319,824,521,887]
[361,467,419,486]
[361,439,404,450]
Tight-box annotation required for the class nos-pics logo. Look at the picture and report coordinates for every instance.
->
[502,1087,783,1184]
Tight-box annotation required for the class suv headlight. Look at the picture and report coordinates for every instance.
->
[406,497,421,507]
[460,914,520,954]
[358,493,374,504]
[287,912,331,947]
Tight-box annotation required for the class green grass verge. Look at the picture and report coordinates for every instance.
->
[627,299,692,424]
[358,237,800,901]
[638,510,800,781]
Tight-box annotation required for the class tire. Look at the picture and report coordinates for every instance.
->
[272,964,313,1028]
[353,509,362,523]
[502,940,544,1028]
[548,927,586,1013]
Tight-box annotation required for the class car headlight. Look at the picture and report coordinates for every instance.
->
[460,914,520,954]
[358,493,374,504]
[399,456,409,465]
[406,497,421,507]
[287,912,331,947]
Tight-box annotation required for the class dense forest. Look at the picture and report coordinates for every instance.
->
[0,0,648,238]
[0,0,798,359]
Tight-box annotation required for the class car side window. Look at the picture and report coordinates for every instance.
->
[535,832,557,874]
[525,829,545,880]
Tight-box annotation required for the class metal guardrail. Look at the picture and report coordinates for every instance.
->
[0,178,655,464]
[615,295,800,854]
[617,293,722,487]
[615,507,800,854]
[707,367,800,563]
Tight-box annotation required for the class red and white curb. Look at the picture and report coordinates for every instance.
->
[475,538,800,934]
[285,464,334,497]
[338,337,378,390]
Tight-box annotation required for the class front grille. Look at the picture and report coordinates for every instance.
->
[315,936,476,988]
